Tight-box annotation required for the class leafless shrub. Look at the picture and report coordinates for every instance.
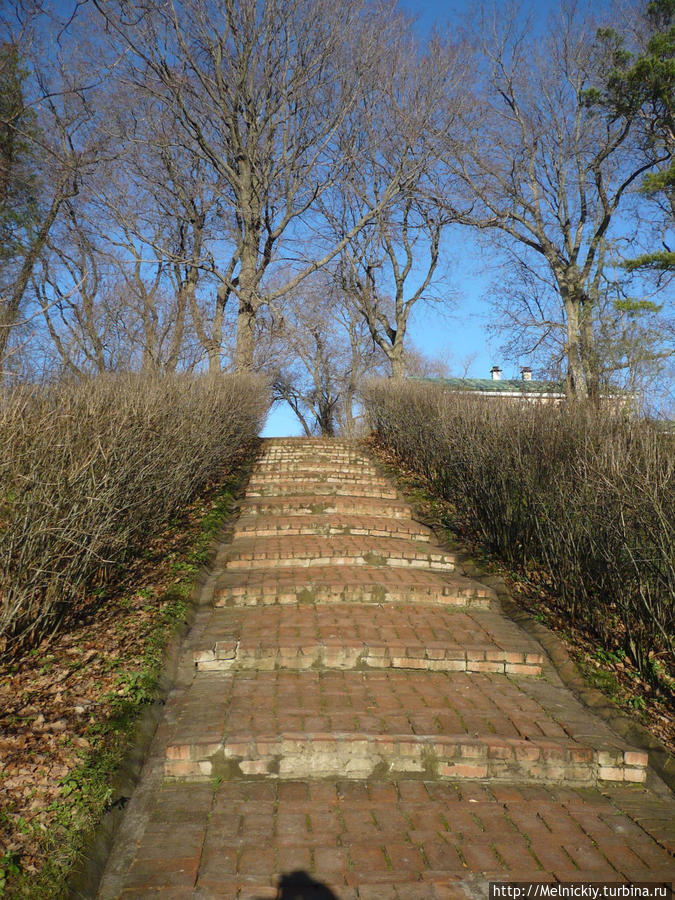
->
[0,373,268,655]
[364,379,674,676]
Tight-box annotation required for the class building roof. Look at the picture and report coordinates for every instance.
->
[415,376,566,396]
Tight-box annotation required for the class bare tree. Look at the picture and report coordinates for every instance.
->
[35,203,109,376]
[329,34,464,378]
[270,275,384,435]
[444,4,665,402]
[98,87,229,373]
[93,0,432,373]
[34,161,198,376]
[488,246,674,403]
[337,198,448,380]
[0,4,111,377]
[333,298,386,435]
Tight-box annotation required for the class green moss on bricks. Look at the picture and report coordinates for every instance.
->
[364,552,387,566]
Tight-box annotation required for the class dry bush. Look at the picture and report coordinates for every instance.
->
[364,379,675,676]
[0,373,268,655]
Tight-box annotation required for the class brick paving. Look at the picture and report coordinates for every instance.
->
[98,438,675,898]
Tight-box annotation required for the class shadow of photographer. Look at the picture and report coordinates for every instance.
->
[256,869,340,899]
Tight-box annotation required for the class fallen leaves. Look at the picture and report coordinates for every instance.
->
[0,473,238,894]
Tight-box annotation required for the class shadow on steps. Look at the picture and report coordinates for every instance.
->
[257,869,340,899]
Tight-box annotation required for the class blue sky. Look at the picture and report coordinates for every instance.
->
[262,231,500,436]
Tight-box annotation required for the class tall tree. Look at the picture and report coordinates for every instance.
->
[487,250,673,403]
[0,5,109,377]
[95,0,421,373]
[445,4,661,402]
[270,275,384,435]
[328,35,463,379]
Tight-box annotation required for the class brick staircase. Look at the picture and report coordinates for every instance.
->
[165,439,649,787]
[99,438,675,898]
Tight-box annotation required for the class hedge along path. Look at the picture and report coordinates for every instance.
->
[97,438,675,899]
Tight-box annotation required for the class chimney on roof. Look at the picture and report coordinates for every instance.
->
[521,366,533,381]
[490,366,502,381]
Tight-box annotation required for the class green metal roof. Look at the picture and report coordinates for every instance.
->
[415,377,566,394]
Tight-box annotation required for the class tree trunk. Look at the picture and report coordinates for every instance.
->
[165,287,188,372]
[580,299,601,406]
[235,233,260,372]
[317,397,335,436]
[343,384,356,437]
[235,299,256,373]
[390,344,406,379]
[563,295,588,400]
[207,283,229,374]
[0,184,67,372]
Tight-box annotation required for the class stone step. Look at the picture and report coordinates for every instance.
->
[194,640,543,675]
[191,603,544,673]
[263,438,365,455]
[253,457,377,469]
[165,665,644,756]
[214,566,493,607]
[124,778,675,892]
[245,481,398,499]
[224,536,457,572]
[240,494,413,519]
[166,731,647,784]
[233,513,433,541]
[258,455,373,468]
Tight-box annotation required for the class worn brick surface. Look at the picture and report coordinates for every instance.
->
[224,534,457,571]
[101,780,675,897]
[98,438,674,898]
[240,494,415,519]
[234,512,434,541]
[189,604,544,676]
[215,566,493,608]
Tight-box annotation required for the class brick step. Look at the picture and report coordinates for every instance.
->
[264,438,357,446]
[166,731,647,784]
[164,668,594,749]
[164,663,650,787]
[263,438,364,455]
[259,449,370,462]
[249,470,389,487]
[214,567,493,607]
[194,639,543,675]
[255,452,374,463]
[245,481,398,499]
[253,457,377,469]
[240,494,413,519]
[171,667,559,743]
[190,603,541,663]
[126,779,675,892]
[224,536,457,572]
[233,513,432,541]
[258,455,373,468]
